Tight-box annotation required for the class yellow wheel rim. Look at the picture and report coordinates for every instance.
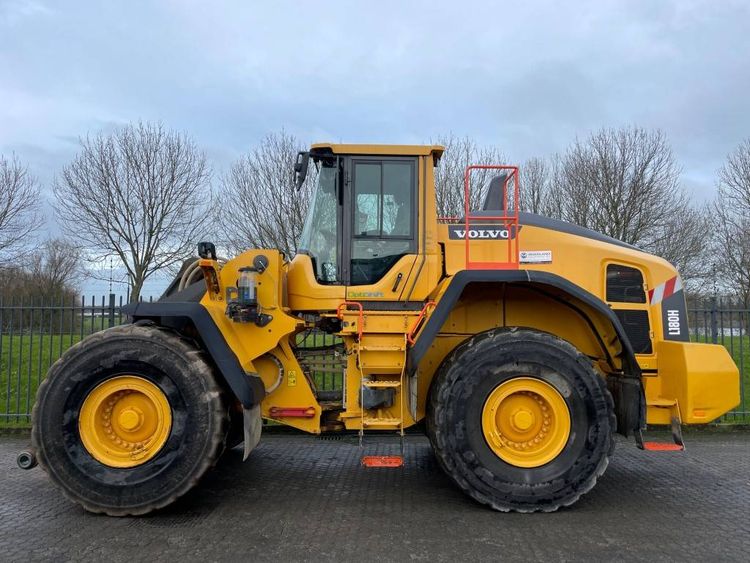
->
[78,376,172,468]
[481,377,571,468]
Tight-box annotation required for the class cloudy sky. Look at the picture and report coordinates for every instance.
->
[1,0,749,291]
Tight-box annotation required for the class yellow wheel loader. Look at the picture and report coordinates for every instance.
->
[28,144,739,515]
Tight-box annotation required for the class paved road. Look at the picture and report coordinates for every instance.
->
[2,431,749,562]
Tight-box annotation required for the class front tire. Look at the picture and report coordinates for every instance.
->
[427,327,615,512]
[32,324,227,516]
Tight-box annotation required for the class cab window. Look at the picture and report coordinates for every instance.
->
[298,161,340,283]
[351,160,415,286]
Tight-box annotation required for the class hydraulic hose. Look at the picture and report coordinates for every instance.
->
[178,257,228,291]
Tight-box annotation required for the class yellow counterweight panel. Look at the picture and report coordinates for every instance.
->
[647,341,740,424]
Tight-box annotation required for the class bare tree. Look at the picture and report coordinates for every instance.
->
[0,238,81,331]
[714,139,750,306]
[218,131,315,258]
[646,207,712,289]
[520,156,548,214]
[0,237,81,297]
[431,134,506,218]
[556,127,682,245]
[520,154,566,216]
[0,154,41,263]
[29,238,83,295]
[54,122,211,302]
[522,128,709,287]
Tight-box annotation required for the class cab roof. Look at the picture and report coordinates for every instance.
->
[310,143,444,159]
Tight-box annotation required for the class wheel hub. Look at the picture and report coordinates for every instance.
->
[511,408,534,431]
[118,407,143,432]
[78,376,172,468]
[481,377,571,468]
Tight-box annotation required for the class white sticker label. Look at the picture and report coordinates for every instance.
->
[519,250,552,264]
[666,309,681,336]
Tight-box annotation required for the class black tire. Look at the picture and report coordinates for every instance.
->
[426,327,615,512]
[31,324,227,516]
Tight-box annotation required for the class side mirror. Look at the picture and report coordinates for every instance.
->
[197,241,217,260]
[294,151,310,190]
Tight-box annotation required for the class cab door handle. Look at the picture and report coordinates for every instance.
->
[391,272,403,293]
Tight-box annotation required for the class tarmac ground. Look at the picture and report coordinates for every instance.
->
[2,431,749,562]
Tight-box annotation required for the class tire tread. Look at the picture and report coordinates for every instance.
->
[31,323,228,517]
[426,327,615,513]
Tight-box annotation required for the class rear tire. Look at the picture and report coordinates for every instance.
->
[32,324,227,516]
[427,327,615,512]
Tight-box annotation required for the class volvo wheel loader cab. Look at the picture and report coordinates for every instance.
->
[30,143,740,515]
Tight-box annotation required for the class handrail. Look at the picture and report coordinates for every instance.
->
[462,164,520,270]
[407,301,436,346]
[336,301,364,340]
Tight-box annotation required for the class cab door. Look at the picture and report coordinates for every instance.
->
[342,157,419,303]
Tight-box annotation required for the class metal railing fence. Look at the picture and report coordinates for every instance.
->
[686,299,748,421]
[1,295,128,425]
[0,296,747,426]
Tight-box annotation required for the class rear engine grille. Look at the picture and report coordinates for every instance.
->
[614,309,653,354]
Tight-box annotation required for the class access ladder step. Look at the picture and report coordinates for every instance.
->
[362,380,401,388]
[361,455,404,468]
[363,417,402,427]
[635,416,685,452]
[641,442,684,452]
[359,345,406,352]
[647,398,678,408]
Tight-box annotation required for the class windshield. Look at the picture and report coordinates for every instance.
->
[298,162,339,283]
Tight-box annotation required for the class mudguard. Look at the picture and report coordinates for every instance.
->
[408,269,645,434]
[121,300,265,409]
